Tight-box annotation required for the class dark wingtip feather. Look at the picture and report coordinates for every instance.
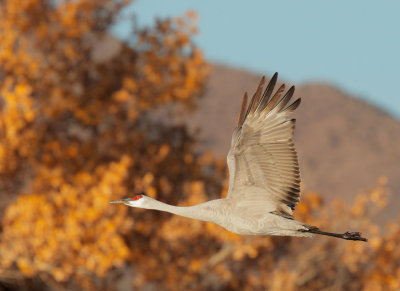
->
[245,76,265,118]
[275,86,295,112]
[284,98,301,112]
[256,73,278,112]
[270,72,278,84]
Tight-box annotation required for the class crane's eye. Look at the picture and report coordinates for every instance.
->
[132,195,143,201]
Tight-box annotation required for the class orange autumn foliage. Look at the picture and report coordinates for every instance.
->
[0,0,212,289]
[1,1,400,290]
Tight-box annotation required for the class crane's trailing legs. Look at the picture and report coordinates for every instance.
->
[303,226,367,242]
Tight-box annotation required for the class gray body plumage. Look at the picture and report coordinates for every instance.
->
[139,196,311,237]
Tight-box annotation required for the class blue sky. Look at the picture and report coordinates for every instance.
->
[113,0,400,118]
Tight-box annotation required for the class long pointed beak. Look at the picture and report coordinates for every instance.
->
[108,198,130,204]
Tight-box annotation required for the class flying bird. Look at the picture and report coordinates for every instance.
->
[110,73,367,242]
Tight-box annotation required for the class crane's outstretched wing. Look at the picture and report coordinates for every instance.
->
[226,73,301,219]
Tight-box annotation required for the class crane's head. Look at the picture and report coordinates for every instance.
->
[108,193,147,208]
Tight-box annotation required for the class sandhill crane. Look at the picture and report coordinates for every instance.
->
[110,73,367,242]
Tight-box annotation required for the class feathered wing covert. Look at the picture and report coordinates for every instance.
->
[226,73,301,219]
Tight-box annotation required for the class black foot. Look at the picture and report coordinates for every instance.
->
[305,227,368,242]
[342,232,368,242]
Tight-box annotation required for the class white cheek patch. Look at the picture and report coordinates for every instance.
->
[126,198,145,207]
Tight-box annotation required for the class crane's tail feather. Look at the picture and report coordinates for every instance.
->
[302,226,368,242]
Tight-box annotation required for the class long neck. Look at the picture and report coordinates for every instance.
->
[145,198,223,223]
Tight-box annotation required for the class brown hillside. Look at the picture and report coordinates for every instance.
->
[180,64,400,223]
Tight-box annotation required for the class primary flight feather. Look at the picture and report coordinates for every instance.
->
[110,73,367,242]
